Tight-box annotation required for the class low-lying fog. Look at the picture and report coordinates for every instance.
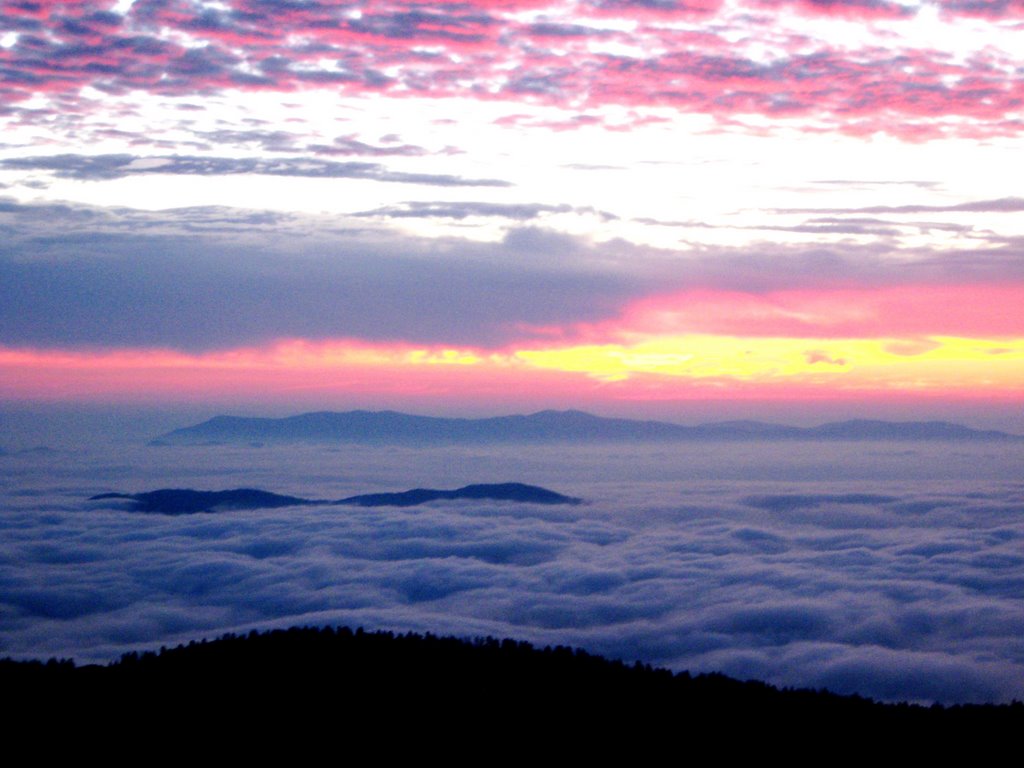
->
[2,430,1022,704]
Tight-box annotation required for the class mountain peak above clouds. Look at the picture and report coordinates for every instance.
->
[149,410,1021,446]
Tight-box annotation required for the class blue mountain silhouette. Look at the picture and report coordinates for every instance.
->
[151,409,1020,445]
[90,482,581,514]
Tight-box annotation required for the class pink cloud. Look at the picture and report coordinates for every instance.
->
[805,350,848,365]
[937,0,1024,19]
[754,0,916,20]
[585,0,726,19]
[560,284,1024,342]
[2,2,1022,139]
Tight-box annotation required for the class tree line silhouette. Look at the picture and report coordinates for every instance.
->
[3,625,1021,742]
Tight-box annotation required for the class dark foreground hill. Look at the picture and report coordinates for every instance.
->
[151,408,1022,445]
[3,626,1020,743]
[89,483,581,513]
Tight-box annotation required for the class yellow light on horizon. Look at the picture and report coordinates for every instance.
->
[513,334,1024,389]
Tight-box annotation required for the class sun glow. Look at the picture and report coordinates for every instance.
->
[514,334,1024,388]
[4,331,1022,404]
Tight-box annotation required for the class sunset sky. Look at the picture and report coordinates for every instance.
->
[2,0,1023,426]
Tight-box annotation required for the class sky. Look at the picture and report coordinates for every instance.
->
[1,0,1023,425]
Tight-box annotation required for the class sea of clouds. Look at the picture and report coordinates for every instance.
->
[2,435,1023,704]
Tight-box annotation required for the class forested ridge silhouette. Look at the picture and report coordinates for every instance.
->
[3,626,1021,739]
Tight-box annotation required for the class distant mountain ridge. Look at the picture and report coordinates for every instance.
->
[150,409,1021,445]
[90,488,320,514]
[90,482,582,514]
[339,482,581,508]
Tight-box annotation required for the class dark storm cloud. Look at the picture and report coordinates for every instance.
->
[0,153,507,186]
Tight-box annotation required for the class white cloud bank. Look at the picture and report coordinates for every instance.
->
[1,438,1022,705]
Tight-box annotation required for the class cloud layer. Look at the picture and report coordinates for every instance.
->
[2,437,1023,704]
[3,1,1023,139]
[0,153,509,186]
[3,197,1022,352]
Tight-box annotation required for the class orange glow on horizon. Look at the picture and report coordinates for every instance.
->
[3,328,1022,405]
